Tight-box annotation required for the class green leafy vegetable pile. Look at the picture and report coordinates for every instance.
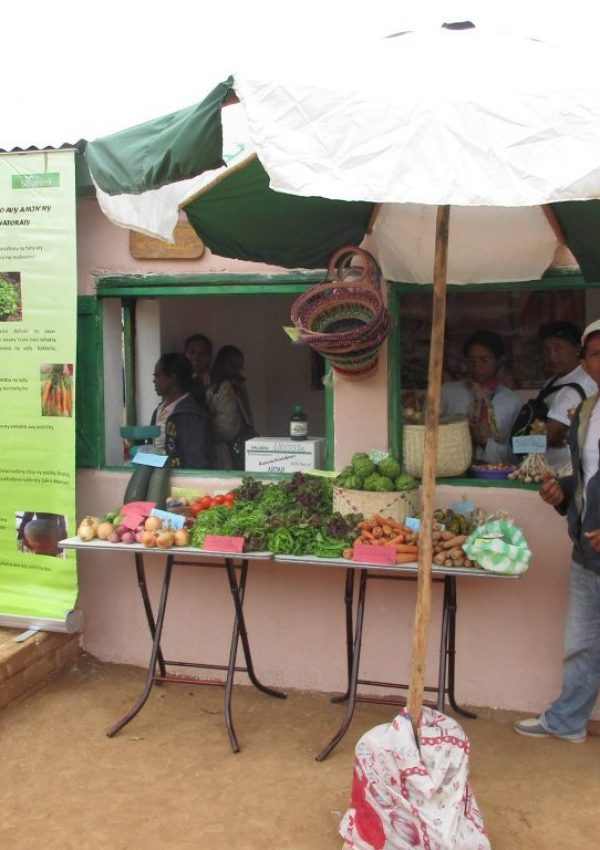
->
[189,472,362,557]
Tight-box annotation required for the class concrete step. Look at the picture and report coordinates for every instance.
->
[0,627,81,709]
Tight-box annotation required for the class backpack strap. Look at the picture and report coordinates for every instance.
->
[538,377,586,403]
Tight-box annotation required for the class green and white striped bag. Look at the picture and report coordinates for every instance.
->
[463,520,531,575]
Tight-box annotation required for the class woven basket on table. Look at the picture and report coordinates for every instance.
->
[333,486,420,524]
[402,415,472,478]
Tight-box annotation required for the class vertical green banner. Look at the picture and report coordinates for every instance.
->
[0,151,78,629]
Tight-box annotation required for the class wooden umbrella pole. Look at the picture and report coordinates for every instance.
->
[407,204,450,733]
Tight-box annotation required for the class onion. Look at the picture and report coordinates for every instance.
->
[144,516,162,532]
[156,531,175,549]
[96,521,114,540]
[173,529,189,547]
[141,531,157,547]
[115,524,129,536]
[108,531,121,543]
[121,531,135,545]
[135,531,145,544]
[77,524,96,542]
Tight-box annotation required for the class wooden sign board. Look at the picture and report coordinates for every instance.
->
[129,222,205,260]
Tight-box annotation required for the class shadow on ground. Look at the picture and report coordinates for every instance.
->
[1,653,598,850]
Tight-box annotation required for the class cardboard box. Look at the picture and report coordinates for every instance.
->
[245,437,326,473]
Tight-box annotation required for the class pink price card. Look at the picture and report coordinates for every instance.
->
[353,542,397,565]
[121,501,156,516]
[203,535,245,554]
[120,512,146,531]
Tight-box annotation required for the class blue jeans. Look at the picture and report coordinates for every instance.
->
[542,561,600,736]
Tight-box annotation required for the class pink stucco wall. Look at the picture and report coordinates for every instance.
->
[75,196,596,719]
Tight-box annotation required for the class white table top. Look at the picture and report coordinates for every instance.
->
[59,537,273,560]
[273,553,523,579]
[59,538,523,577]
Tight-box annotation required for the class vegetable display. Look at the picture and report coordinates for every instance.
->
[335,452,416,492]
[507,453,553,483]
[348,515,420,564]
[189,473,361,557]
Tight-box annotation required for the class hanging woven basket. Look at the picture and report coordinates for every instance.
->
[290,246,390,379]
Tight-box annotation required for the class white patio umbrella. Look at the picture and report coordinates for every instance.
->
[223,21,600,723]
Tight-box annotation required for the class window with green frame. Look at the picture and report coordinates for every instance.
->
[75,274,335,471]
[387,273,600,487]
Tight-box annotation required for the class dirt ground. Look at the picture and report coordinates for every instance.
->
[1,653,599,850]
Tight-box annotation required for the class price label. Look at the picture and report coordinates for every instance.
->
[132,452,169,467]
[203,535,245,553]
[353,542,397,565]
[512,435,547,454]
[150,508,185,530]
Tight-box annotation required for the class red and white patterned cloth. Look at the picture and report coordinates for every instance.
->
[339,707,490,850]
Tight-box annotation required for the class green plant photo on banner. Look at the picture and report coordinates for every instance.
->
[0,151,78,627]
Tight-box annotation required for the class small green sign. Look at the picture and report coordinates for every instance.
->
[11,173,60,189]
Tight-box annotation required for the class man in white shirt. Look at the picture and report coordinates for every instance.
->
[515,320,600,743]
[538,322,597,470]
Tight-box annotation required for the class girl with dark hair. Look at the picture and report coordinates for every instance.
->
[151,353,211,469]
[207,345,256,470]
[441,330,522,463]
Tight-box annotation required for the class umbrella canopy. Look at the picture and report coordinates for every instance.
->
[85,25,600,282]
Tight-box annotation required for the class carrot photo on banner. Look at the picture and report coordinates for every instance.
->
[40,363,73,417]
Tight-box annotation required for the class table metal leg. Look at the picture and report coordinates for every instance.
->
[134,551,166,678]
[331,567,355,704]
[316,568,368,761]
[224,558,286,701]
[107,554,174,738]
[443,576,476,719]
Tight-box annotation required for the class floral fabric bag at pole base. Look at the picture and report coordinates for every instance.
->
[462,519,532,575]
[339,707,490,850]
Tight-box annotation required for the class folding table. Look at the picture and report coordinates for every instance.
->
[60,538,285,752]
[274,555,521,760]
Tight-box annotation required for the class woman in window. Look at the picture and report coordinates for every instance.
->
[184,333,213,410]
[441,330,522,463]
[207,345,256,470]
[151,353,211,469]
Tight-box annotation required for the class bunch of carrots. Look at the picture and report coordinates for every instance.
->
[344,514,420,564]
[41,366,73,417]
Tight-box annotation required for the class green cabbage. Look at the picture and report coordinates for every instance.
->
[351,453,375,477]
[376,456,401,479]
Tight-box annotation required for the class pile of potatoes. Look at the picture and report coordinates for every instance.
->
[431,528,475,568]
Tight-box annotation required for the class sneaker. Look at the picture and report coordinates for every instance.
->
[514,717,587,743]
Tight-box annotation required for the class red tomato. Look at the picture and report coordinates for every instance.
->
[224,493,235,506]
[214,494,226,505]
[199,495,213,510]
[190,502,205,517]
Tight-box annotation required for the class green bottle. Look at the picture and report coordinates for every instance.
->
[290,403,308,440]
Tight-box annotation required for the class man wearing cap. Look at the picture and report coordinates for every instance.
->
[515,320,600,743]
[537,321,597,471]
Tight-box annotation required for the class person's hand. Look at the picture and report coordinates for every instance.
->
[538,469,565,507]
[470,421,491,447]
[584,530,600,552]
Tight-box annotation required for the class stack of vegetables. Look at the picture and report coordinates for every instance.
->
[347,515,420,563]
[189,473,362,557]
[334,452,416,492]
